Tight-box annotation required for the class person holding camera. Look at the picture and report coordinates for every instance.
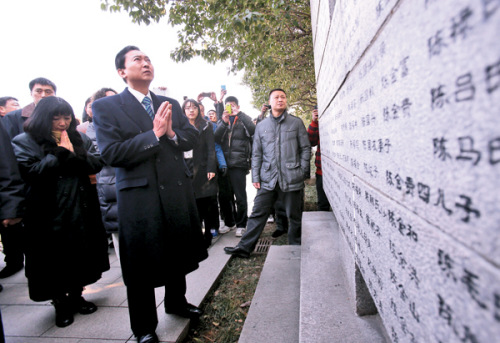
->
[256,104,271,123]
[199,90,237,234]
[214,95,256,237]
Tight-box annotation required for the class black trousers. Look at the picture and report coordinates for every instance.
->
[238,184,303,252]
[126,273,187,337]
[196,195,220,245]
[316,174,331,211]
[274,199,289,232]
[227,168,248,228]
[0,222,24,267]
[217,173,236,227]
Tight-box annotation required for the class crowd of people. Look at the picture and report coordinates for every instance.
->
[0,45,329,343]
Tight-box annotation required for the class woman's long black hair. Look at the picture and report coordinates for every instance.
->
[24,97,85,156]
[181,99,206,131]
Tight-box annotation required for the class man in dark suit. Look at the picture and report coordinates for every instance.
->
[92,46,208,343]
[2,78,56,139]
[0,119,25,343]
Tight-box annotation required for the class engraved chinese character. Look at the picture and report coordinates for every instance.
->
[438,249,457,282]
[394,174,403,190]
[389,240,398,259]
[450,7,474,42]
[428,30,447,57]
[431,84,447,109]
[455,195,481,223]
[455,72,475,102]
[401,98,412,116]
[390,269,398,286]
[384,139,392,153]
[418,183,430,203]
[433,137,452,161]
[492,138,500,164]
[392,103,400,120]
[400,57,410,77]
[461,269,487,309]
[438,294,453,326]
[391,326,399,343]
[388,210,396,227]
[459,326,480,343]
[383,106,390,121]
[398,253,408,269]
[485,59,500,93]
[456,136,481,165]
[405,177,415,196]
[409,266,420,288]
[378,300,384,314]
[434,188,453,215]
[409,302,420,323]
[386,170,394,186]
[399,287,408,302]
[494,293,500,322]
[390,67,399,83]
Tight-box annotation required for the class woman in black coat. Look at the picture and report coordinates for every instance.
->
[11,97,110,328]
[182,99,219,247]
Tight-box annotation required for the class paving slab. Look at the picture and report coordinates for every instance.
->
[43,306,132,340]
[300,212,389,343]
[7,337,80,343]
[1,304,54,337]
[239,245,301,343]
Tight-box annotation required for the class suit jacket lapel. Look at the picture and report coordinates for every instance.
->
[119,89,154,131]
[150,92,163,114]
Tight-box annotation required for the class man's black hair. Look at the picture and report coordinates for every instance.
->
[29,77,57,93]
[92,87,117,101]
[225,96,239,106]
[0,96,18,107]
[268,88,286,98]
[115,45,140,70]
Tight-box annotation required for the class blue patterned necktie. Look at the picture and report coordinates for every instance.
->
[142,96,155,120]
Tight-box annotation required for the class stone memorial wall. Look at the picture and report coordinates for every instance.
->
[310,0,500,342]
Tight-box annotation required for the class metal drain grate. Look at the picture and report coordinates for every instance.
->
[254,238,273,254]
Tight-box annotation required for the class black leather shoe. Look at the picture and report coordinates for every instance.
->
[0,264,23,279]
[166,303,203,319]
[72,297,97,314]
[137,332,159,343]
[52,297,74,328]
[224,246,250,258]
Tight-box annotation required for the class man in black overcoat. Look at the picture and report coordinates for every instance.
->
[92,46,207,343]
[0,119,25,342]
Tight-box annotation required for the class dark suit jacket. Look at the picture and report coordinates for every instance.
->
[2,103,35,140]
[0,120,24,220]
[92,88,207,287]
